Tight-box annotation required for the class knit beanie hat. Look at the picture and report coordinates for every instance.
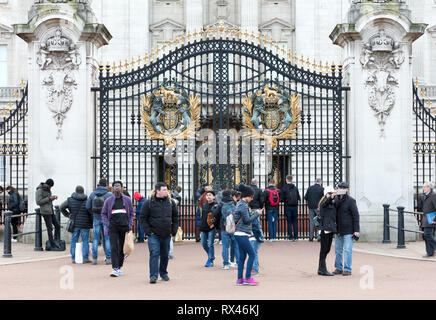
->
[45,179,54,187]
[239,184,254,198]
[133,191,142,201]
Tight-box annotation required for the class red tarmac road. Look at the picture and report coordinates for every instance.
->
[1,240,435,300]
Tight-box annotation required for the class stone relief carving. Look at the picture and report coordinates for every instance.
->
[37,27,81,140]
[360,29,404,137]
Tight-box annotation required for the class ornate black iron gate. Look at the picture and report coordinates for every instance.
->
[413,80,436,218]
[93,27,347,239]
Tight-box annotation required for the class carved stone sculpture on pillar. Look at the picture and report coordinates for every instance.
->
[37,27,82,140]
[360,29,405,137]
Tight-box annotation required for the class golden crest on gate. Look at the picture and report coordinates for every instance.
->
[242,81,301,149]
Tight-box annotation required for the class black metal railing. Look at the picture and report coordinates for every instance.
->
[382,204,424,249]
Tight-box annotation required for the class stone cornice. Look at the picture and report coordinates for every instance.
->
[330,23,361,48]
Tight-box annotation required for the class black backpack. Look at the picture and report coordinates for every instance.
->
[92,192,105,214]
[286,186,299,206]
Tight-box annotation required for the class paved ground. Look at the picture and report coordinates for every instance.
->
[1,239,436,300]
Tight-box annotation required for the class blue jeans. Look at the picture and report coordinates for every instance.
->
[250,240,261,272]
[136,213,145,240]
[235,235,255,280]
[92,214,111,259]
[285,206,298,240]
[334,234,354,272]
[266,209,279,240]
[148,234,171,279]
[70,228,90,261]
[221,231,239,266]
[201,229,216,261]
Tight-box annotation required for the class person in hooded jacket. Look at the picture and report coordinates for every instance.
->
[60,186,92,264]
[35,179,60,250]
[317,186,337,276]
[86,179,113,265]
[234,185,261,286]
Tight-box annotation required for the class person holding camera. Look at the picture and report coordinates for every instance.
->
[317,186,337,276]
[333,182,360,276]
[35,179,60,250]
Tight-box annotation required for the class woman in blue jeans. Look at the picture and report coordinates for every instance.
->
[233,185,261,286]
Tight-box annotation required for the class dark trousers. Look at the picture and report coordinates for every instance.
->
[318,231,334,271]
[423,227,436,256]
[42,214,61,245]
[285,206,298,240]
[195,226,201,242]
[109,224,128,269]
[11,216,20,239]
[148,234,171,279]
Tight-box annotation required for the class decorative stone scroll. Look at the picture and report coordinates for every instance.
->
[360,29,405,137]
[37,27,81,140]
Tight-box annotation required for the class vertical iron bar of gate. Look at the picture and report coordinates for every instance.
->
[333,65,343,187]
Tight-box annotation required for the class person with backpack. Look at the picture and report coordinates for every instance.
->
[60,186,92,264]
[133,192,146,243]
[35,179,61,251]
[6,186,24,242]
[263,178,280,242]
[280,175,301,241]
[217,190,239,270]
[86,179,113,265]
[234,185,261,286]
[140,182,178,284]
[199,190,218,267]
[304,179,324,242]
[101,180,134,277]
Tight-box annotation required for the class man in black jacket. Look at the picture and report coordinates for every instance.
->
[60,186,92,263]
[280,175,301,241]
[420,182,436,258]
[6,186,21,242]
[304,179,324,241]
[333,182,359,276]
[249,179,264,210]
[140,182,178,284]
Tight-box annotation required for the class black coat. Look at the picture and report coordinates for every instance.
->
[140,196,178,238]
[64,193,92,230]
[335,194,359,236]
[280,183,301,208]
[200,201,218,232]
[421,192,436,228]
[304,184,324,210]
[7,192,20,214]
[319,197,337,233]
[249,185,264,209]
[264,186,281,210]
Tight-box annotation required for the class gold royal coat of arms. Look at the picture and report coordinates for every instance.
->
[141,79,200,148]
[242,80,301,149]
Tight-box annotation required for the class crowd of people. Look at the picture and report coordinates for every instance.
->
[32,173,368,286]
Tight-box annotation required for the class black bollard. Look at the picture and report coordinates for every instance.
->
[383,204,391,244]
[3,211,12,258]
[34,208,43,251]
[397,206,406,249]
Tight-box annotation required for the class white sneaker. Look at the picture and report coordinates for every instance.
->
[117,269,123,276]
[11,239,18,243]
[229,262,238,268]
[219,241,222,245]
[110,269,119,277]
[222,264,230,270]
